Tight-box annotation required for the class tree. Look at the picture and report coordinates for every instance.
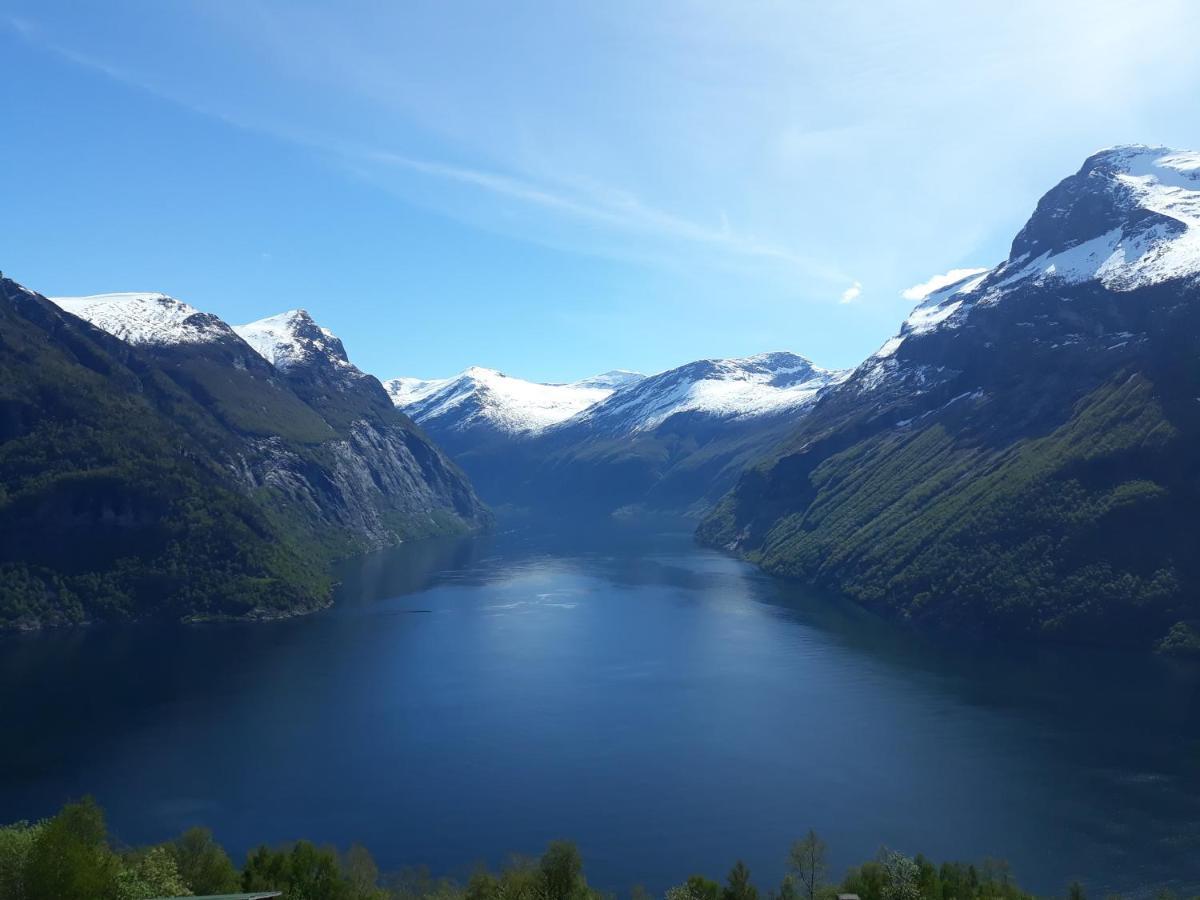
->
[463,866,501,900]
[775,876,800,900]
[723,861,759,900]
[169,827,238,895]
[841,862,887,900]
[242,845,289,894]
[115,846,191,900]
[1069,883,1086,900]
[880,851,921,900]
[687,875,721,900]
[0,820,45,900]
[789,831,828,900]
[25,797,121,900]
[286,841,347,900]
[343,845,386,900]
[540,841,584,900]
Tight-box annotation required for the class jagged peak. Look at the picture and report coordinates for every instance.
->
[1004,144,1200,286]
[234,309,351,371]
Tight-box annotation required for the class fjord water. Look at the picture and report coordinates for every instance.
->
[3,521,1198,896]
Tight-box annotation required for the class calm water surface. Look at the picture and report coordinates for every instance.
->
[3,521,1199,896]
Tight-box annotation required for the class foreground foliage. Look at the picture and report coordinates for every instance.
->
[1,799,1188,900]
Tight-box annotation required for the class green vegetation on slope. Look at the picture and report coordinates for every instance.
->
[3,798,1152,900]
[702,372,1197,646]
[0,282,329,630]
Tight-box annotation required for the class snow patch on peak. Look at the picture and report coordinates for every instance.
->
[1003,145,1200,291]
[234,309,351,372]
[570,370,645,391]
[385,367,623,435]
[50,292,233,346]
[572,351,847,434]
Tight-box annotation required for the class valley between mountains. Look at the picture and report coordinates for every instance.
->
[3,144,1198,652]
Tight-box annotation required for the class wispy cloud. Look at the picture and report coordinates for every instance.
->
[2,12,845,287]
[840,281,862,304]
[360,148,845,280]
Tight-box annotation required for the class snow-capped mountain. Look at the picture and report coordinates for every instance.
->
[47,289,489,549]
[852,145,1200,402]
[699,144,1200,650]
[389,351,846,516]
[383,367,646,439]
[50,292,234,346]
[234,309,356,375]
[563,351,846,436]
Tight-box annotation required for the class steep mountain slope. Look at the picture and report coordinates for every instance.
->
[231,309,491,543]
[51,293,489,555]
[1,280,490,630]
[0,276,328,629]
[699,145,1200,649]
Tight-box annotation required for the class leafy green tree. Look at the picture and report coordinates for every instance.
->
[343,844,386,900]
[789,831,828,900]
[540,841,584,900]
[880,851,921,900]
[723,861,759,900]
[169,826,238,895]
[841,862,887,900]
[0,820,44,900]
[463,866,501,900]
[774,875,800,900]
[914,855,940,900]
[686,875,721,900]
[494,855,543,900]
[291,841,348,900]
[242,844,290,893]
[25,797,121,900]
[116,846,191,900]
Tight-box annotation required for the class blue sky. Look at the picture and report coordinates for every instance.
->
[3,1,1200,382]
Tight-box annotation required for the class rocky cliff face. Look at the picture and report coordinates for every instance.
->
[53,296,491,556]
[0,277,490,629]
[232,309,490,549]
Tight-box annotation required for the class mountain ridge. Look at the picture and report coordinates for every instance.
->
[1,279,489,630]
[389,351,847,516]
[697,144,1200,650]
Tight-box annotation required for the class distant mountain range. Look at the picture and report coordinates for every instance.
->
[386,352,846,515]
[4,143,1198,650]
[0,283,487,630]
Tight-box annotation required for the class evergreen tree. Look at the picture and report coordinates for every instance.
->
[723,861,759,900]
[540,841,585,900]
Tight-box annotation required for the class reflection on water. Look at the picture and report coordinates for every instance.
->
[2,518,1198,897]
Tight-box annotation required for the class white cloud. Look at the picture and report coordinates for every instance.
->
[840,281,862,304]
[900,267,989,301]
